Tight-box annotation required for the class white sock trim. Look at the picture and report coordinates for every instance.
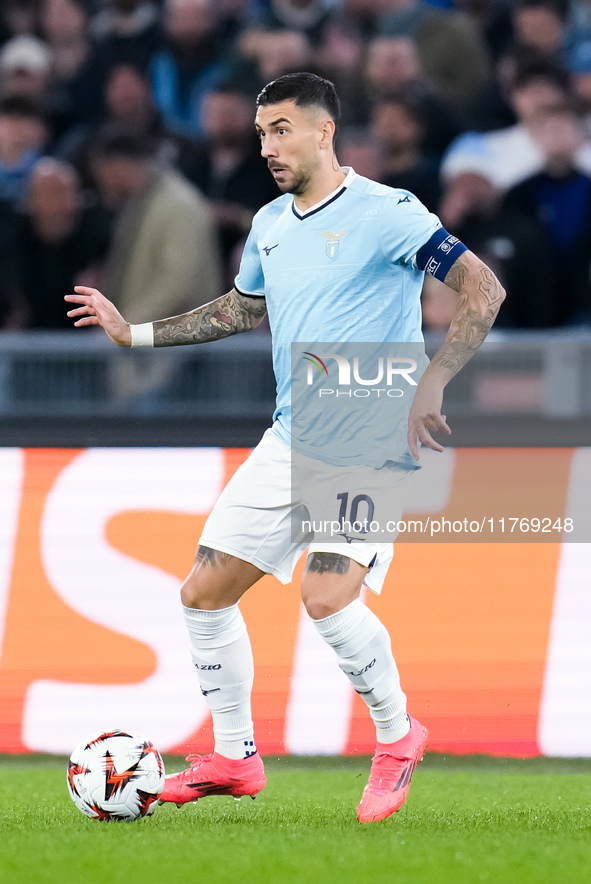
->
[183,604,246,647]
[313,598,381,654]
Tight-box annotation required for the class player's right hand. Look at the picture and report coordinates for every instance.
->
[65,286,131,347]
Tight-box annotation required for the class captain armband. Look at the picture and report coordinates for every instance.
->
[415,228,468,282]
[129,322,154,347]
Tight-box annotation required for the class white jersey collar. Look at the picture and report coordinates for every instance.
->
[292,167,356,219]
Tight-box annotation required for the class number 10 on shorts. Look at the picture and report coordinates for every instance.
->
[336,492,375,536]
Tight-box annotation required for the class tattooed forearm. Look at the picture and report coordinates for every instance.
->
[152,288,267,347]
[305,553,351,575]
[430,252,505,378]
[430,338,482,375]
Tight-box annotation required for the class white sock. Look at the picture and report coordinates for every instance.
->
[183,604,256,760]
[312,598,410,744]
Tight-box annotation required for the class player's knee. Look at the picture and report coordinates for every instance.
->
[301,583,348,621]
[180,571,212,609]
[180,563,229,610]
[181,577,232,610]
[180,546,260,609]
[302,595,340,622]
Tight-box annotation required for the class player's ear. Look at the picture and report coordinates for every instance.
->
[319,118,336,150]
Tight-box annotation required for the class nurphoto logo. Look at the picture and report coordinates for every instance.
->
[303,352,418,398]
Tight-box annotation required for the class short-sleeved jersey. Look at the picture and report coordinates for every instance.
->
[235,168,442,465]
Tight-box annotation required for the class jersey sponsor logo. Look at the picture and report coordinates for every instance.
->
[320,229,349,258]
[263,243,279,256]
[397,195,411,204]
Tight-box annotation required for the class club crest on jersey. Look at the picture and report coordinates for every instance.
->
[320,229,348,258]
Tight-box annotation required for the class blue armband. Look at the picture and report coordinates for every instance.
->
[415,227,468,281]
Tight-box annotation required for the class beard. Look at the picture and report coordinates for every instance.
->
[270,164,312,196]
[282,172,310,195]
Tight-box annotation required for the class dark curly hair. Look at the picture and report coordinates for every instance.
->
[256,72,341,130]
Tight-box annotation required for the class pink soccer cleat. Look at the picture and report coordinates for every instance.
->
[159,751,266,806]
[357,716,429,823]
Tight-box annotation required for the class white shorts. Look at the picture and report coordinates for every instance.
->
[200,427,414,594]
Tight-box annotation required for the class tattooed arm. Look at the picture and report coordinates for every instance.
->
[408,250,505,460]
[64,286,267,347]
[152,289,267,346]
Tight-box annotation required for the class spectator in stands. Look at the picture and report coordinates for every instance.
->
[57,61,205,189]
[363,37,462,156]
[468,2,570,131]
[440,101,591,329]
[511,0,568,62]
[91,125,221,322]
[566,36,591,134]
[429,168,554,329]
[196,83,278,279]
[375,0,491,113]
[440,59,591,225]
[235,28,313,92]
[468,41,539,132]
[247,0,337,46]
[14,157,111,328]
[370,96,441,210]
[314,18,365,125]
[91,0,162,70]
[0,194,26,328]
[0,34,52,103]
[570,0,591,31]
[454,0,514,62]
[338,126,386,181]
[0,95,49,207]
[338,0,380,41]
[41,0,104,138]
[439,168,500,228]
[502,103,591,326]
[149,0,229,137]
[0,1,42,43]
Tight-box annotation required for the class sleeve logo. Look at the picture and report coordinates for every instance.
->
[439,235,459,254]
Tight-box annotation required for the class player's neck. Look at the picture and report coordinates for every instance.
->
[293,166,347,212]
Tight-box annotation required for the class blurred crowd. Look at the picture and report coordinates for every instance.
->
[2,0,591,332]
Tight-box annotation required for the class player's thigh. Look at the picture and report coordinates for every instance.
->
[197,428,309,590]
[181,545,265,610]
[300,551,369,621]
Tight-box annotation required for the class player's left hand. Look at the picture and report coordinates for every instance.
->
[407,375,451,460]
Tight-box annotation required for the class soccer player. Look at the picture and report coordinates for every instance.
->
[66,73,505,822]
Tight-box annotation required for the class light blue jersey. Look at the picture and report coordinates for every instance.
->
[235,168,463,467]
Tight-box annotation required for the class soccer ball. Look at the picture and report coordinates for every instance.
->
[67,729,166,821]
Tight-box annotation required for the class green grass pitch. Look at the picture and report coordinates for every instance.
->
[1,754,590,884]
